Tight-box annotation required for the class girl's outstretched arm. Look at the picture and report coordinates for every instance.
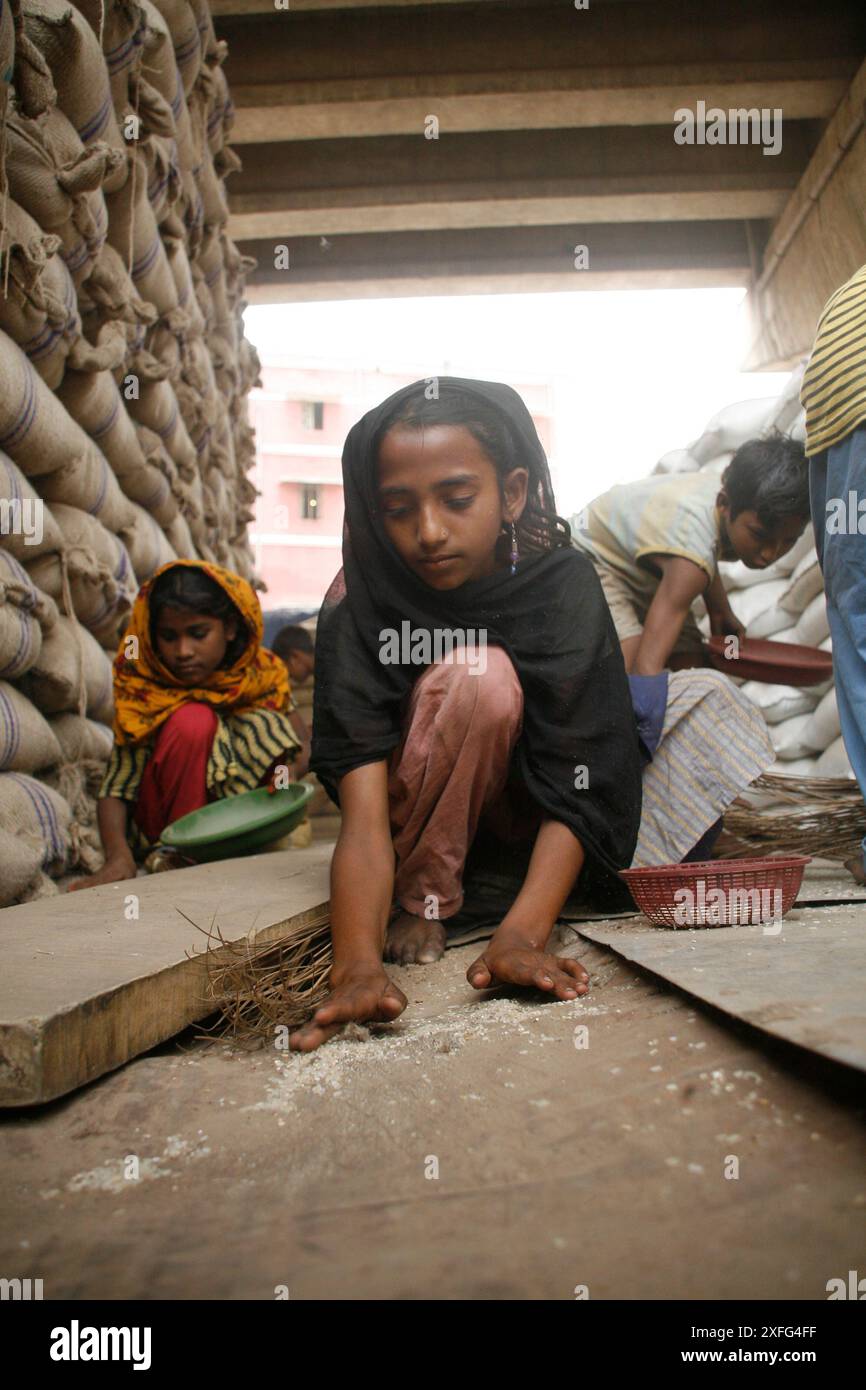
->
[466,819,590,999]
[289,759,407,1051]
[68,797,137,891]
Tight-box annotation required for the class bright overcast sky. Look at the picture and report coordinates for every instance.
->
[244,287,796,517]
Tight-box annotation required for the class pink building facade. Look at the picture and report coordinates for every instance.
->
[248,359,556,611]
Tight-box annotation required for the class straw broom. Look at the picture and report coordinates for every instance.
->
[719,773,866,861]
[198,905,333,1046]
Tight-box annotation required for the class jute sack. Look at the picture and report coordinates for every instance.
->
[194,141,229,229]
[196,225,229,321]
[0,549,59,679]
[163,234,205,335]
[39,442,137,535]
[238,335,262,394]
[164,510,196,558]
[0,826,45,906]
[25,500,138,642]
[0,769,72,874]
[178,165,204,253]
[55,367,177,524]
[5,107,121,287]
[48,711,113,762]
[189,0,219,66]
[72,0,148,111]
[0,451,62,559]
[0,0,14,82]
[105,149,178,317]
[21,612,114,721]
[78,240,157,335]
[152,0,201,96]
[125,377,198,473]
[0,679,63,771]
[139,0,197,166]
[22,0,128,190]
[0,196,82,389]
[141,126,183,226]
[118,501,177,581]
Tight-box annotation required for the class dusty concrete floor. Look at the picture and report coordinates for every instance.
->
[2,930,865,1300]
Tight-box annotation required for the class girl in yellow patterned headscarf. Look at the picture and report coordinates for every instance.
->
[70,562,303,891]
[113,560,289,744]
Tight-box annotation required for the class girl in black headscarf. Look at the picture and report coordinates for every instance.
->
[293,378,643,1051]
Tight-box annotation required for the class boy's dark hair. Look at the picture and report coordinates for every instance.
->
[383,386,572,557]
[149,565,248,666]
[271,624,315,660]
[722,433,809,528]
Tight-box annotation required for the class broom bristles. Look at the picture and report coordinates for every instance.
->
[720,772,866,861]
[197,906,334,1046]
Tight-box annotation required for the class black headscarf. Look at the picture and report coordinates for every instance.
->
[311,377,643,899]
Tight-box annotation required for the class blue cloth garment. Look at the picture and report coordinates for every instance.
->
[627,671,669,763]
[809,422,866,872]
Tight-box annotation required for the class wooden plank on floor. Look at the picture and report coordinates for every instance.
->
[577,904,866,1073]
[0,846,332,1108]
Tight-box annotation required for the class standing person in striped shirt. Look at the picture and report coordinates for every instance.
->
[69,561,303,890]
[801,263,866,883]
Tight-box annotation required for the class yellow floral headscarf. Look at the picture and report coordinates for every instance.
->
[112,561,290,746]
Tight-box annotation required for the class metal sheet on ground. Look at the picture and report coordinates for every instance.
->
[577,904,866,1073]
[0,846,333,1107]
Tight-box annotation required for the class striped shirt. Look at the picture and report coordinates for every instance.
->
[801,262,866,457]
[100,705,302,852]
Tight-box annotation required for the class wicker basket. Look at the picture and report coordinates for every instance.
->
[619,855,810,928]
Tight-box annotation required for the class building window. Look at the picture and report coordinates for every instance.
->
[301,401,324,430]
[301,484,320,520]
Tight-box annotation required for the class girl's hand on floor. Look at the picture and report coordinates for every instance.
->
[68,853,137,892]
[289,966,407,1052]
[466,944,589,1001]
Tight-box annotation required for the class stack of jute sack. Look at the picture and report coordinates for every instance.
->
[654,362,853,806]
[0,0,260,904]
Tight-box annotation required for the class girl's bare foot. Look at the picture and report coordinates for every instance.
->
[467,942,590,1000]
[289,966,407,1051]
[385,910,447,964]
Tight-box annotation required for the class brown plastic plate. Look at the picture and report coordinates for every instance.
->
[705,635,833,686]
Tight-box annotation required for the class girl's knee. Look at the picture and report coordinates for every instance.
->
[437,643,522,724]
[160,702,218,742]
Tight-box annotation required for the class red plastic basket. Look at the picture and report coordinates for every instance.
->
[619,855,811,928]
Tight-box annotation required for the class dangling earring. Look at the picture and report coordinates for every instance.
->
[509,521,519,575]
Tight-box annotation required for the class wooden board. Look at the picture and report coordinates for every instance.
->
[0,846,332,1107]
[578,904,866,1073]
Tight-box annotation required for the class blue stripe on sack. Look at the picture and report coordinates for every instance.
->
[61,238,90,273]
[105,28,145,75]
[0,362,36,450]
[92,399,120,439]
[156,401,178,440]
[132,237,161,280]
[0,685,20,767]
[8,773,62,864]
[171,76,183,117]
[23,322,63,359]
[78,93,111,143]
[89,459,108,515]
[174,32,200,63]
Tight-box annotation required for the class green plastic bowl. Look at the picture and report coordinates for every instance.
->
[159,782,315,863]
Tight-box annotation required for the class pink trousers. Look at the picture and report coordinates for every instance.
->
[387,646,542,919]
